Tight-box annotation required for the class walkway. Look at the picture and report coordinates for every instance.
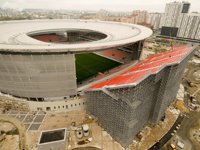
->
[0,115,27,150]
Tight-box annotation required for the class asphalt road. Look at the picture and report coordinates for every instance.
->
[148,114,184,150]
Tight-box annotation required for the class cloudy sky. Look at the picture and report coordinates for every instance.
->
[0,0,199,12]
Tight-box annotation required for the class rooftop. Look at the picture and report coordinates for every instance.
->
[0,19,152,53]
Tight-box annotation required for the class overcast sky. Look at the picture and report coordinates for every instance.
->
[0,0,199,12]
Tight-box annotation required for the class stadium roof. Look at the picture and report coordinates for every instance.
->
[90,45,195,90]
[0,19,152,53]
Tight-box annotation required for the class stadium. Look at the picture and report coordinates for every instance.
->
[0,19,196,148]
[0,19,151,100]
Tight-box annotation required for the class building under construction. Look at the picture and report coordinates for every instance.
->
[0,20,151,102]
[0,19,195,148]
[86,45,196,147]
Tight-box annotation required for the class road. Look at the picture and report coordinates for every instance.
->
[0,115,27,150]
[148,114,184,150]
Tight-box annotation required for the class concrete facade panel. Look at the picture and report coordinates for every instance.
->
[0,53,77,99]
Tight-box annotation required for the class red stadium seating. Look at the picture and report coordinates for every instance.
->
[32,34,60,42]
[91,46,193,89]
[97,48,129,62]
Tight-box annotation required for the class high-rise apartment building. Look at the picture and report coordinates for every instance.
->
[131,10,149,24]
[177,13,200,40]
[148,13,164,30]
[160,1,200,41]
[163,1,190,27]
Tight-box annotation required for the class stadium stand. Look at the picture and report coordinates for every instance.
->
[91,46,193,89]
[86,45,195,148]
[96,48,131,63]
[32,34,60,43]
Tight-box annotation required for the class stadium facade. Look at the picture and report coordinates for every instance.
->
[86,45,195,147]
[0,20,151,101]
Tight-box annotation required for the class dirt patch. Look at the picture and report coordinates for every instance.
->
[189,119,200,150]
[72,147,101,150]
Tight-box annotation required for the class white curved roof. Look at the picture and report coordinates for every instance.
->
[0,19,152,53]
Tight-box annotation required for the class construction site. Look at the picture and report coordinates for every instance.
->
[0,102,182,150]
[177,46,200,150]
[0,37,198,150]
